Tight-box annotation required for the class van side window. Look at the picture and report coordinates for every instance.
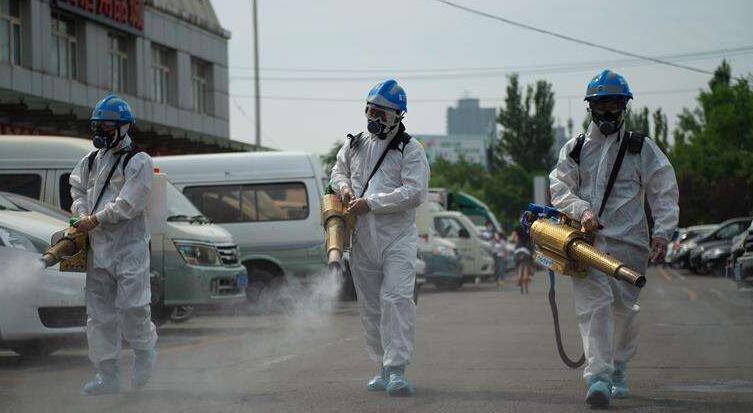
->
[59,173,73,212]
[0,174,42,199]
[183,182,309,223]
[434,217,463,238]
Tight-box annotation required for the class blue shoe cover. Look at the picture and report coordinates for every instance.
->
[611,362,629,399]
[386,366,415,397]
[367,367,388,391]
[586,376,611,409]
[81,360,120,395]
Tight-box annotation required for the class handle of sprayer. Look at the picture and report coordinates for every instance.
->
[521,203,562,233]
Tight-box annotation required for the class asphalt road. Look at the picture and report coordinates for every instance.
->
[2,266,753,413]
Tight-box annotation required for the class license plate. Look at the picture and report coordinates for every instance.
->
[237,274,249,288]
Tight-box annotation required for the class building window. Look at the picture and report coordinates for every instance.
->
[0,0,21,65]
[152,45,173,104]
[191,59,208,113]
[50,12,78,79]
[108,33,129,93]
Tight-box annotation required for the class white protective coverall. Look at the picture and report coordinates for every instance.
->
[549,122,679,381]
[330,126,429,367]
[70,135,158,365]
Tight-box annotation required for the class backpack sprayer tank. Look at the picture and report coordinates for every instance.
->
[41,218,88,272]
[523,204,645,288]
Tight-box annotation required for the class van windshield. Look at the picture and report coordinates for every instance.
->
[0,193,26,211]
[166,181,203,219]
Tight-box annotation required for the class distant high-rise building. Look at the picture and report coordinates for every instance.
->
[447,98,497,137]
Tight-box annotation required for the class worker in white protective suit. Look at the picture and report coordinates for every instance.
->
[70,95,157,395]
[330,79,429,397]
[550,70,679,408]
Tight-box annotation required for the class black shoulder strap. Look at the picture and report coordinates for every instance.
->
[122,149,142,172]
[358,132,412,198]
[568,134,586,164]
[90,153,124,214]
[626,132,645,154]
[348,132,364,150]
[87,150,98,171]
[598,131,632,217]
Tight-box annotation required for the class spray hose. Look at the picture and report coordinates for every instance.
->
[547,270,585,369]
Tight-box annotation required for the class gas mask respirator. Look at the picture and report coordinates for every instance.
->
[366,104,401,140]
[588,97,629,137]
[91,122,128,149]
[591,109,624,136]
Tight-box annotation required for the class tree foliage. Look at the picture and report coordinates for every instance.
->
[496,74,556,173]
[670,60,753,224]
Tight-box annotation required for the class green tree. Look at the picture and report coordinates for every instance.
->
[671,60,753,223]
[321,140,343,178]
[625,106,650,135]
[496,74,556,173]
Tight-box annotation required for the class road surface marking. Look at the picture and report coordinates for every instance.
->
[658,267,673,281]
[683,287,699,301]
[710,288,726,299]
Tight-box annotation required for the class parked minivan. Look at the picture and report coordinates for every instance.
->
[0,136,247,320]
[415,201,464,289]
[154,152,328,292]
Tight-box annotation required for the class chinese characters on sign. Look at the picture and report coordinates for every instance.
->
[62,0,144,31]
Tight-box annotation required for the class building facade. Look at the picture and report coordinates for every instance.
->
[416,134,488,169]
[446,98,496,137]
[0,0,249,154]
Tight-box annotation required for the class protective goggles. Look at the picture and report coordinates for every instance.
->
[89,120,120,133]
[588,97,628,115]
[365,104,400,125]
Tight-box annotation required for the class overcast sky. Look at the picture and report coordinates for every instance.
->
[212,0,753,154]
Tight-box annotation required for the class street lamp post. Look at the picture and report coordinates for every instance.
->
[253,0,261,150]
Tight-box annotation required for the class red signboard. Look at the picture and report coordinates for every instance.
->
[57,0,144,32]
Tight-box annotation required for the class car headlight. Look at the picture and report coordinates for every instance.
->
[433,245,455,257]
[703,247,728,260]
[174,242,222,266]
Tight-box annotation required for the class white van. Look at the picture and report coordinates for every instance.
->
[154,152,327,288]
[0,136,247,319]
[427,209,495,282]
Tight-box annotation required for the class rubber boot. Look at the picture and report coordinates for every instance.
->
[367,366,388,391]
[611,362,629,399]
[585,375,612,409]
[385,365,415,397]
[133,349,157,390]
[81,359,120,395]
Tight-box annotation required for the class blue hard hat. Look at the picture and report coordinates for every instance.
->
[90,94,135,124]
[584,70,633,101]
[366,79,407,113]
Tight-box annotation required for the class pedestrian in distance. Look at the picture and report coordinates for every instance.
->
[549,70,679,409]
[492,231,508,289]
[330,79,430,397]
[70,95,158,395]
[511,224,534,294]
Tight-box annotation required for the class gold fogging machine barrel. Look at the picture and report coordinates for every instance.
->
[522,204,646,288]
[321,193,354,271]
[40,226,88,272]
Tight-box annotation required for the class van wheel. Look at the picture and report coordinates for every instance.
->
[9,339,62,358]
[149,271,170,327]
[433,279,463,290]
[245,269,283,302]
[338,259,357,302]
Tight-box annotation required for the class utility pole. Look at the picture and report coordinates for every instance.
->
[252,0,261,150]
